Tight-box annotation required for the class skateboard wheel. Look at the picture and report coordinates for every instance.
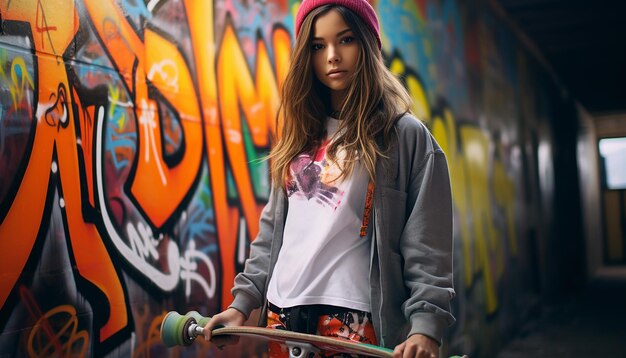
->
[160,311,198,347]
[185,311,211,327]
[181,316,198,345]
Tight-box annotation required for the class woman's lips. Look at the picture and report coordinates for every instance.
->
[327,70,347,79]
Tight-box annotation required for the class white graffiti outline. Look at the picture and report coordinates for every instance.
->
[147,59,180,94]
[126,221,160,261]
[96,105,180,291]
[180,240,217,299]
[138,98,167,185]
[146,0,162,12]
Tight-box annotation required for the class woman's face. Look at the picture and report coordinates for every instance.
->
[310,9,360,106]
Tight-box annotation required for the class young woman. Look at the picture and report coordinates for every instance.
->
[203,0,455,357]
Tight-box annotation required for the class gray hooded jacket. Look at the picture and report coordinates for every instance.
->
[229,114,456,348]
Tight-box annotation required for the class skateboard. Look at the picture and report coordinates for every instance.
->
[160,310,394,357]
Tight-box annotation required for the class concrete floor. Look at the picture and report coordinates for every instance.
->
[496,277,626,358]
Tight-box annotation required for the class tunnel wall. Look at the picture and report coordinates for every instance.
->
[0,0,581,356]
[588,113,626,271]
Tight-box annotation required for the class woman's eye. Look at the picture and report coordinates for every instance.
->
[340,36,355,44]
[312,43,324,51]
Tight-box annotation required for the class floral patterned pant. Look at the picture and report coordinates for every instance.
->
[266,308,378,357]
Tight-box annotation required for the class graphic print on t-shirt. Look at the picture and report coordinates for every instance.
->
[285,140,345,211]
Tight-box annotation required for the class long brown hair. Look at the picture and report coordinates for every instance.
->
[268,5,412,187]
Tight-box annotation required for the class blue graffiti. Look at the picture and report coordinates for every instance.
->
[228,0,288,67]
[105,97,137,171]
[74,59,113,86]
[378,0,437,102]
[431,0,470,113]
[121,0,153,23]
[182,170,217,242]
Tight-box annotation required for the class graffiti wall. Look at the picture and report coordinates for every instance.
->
[0,0,564,356]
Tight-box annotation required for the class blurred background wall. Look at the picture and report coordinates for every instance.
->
[0,0,610,357]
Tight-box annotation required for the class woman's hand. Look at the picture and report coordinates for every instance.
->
[201,308,246,347]
[393,334,439,358]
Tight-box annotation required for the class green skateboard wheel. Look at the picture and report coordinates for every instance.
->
[160,311,198,347]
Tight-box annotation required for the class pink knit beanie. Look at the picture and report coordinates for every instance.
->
[295,0,382,50]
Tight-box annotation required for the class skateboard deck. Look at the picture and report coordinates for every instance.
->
[161,310,393,357]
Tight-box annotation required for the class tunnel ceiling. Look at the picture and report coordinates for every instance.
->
[496,0,626,114]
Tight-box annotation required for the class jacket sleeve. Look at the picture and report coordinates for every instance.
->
[229,185,280,318]
[399,123,456,344]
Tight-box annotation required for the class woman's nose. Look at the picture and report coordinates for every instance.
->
[327,47,340,64]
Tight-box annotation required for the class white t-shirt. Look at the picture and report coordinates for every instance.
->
[266,117,371,312]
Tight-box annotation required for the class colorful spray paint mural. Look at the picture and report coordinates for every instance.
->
[0,0,549,356]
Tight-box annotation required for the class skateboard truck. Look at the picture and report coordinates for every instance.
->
[284,340,320,358]
[186,321,204,343]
